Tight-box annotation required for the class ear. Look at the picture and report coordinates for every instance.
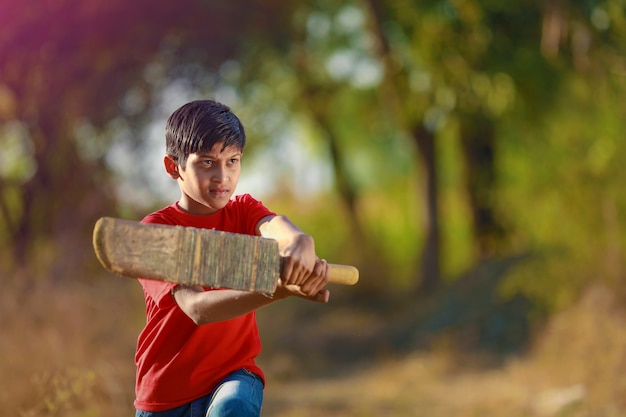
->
[164,155,180,179]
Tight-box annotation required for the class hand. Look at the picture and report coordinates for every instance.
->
[300,257,329,296]
[280,233,316,286]
[275,259,330,303]
[275,283,330,303]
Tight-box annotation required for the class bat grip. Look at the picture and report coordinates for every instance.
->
[278,259,359,286]
[328,264,359,285]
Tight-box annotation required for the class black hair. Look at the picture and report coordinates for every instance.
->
[165,100,246,167]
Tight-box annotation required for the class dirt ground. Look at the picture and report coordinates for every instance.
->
[260,285,626,417]
[3,278,625,417]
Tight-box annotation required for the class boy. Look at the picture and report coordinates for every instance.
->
[134,100,330,417]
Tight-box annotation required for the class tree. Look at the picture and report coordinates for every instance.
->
[0,0,294,282]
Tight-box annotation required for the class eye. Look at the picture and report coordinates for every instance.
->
[228,158,240,165]
[200,159,214,167]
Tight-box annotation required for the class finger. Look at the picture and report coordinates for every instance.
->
[280,259,294,283]
[282,258,305,285]
[307,289,330,303]
[294,266,310,285]
[281,258,312,286]
[300,259,329,296]
[276,281,330,303]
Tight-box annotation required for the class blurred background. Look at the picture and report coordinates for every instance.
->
[1,0,626,415]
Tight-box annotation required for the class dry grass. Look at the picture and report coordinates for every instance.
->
[2,275,626,417]
[1,275,143,416]
[261,285,626,417]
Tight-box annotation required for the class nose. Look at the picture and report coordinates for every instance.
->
[212,164,228,182]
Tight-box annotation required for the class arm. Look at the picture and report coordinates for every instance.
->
[172,258,330,325]
[173,214,329,326]
[172,286,283,325]
[256,215,329,297]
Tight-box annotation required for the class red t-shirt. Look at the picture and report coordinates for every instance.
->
[134,194,275,412]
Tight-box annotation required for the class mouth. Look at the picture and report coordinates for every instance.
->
[210,188,230,197]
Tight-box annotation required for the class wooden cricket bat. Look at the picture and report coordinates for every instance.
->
[93,217,359,294]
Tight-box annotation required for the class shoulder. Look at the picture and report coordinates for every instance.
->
[227,194,276,235]
[141,203,179,225]
[229,194,271,212]
[231,193,260,204]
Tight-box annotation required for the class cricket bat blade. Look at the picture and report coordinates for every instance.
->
[93,217,358,293]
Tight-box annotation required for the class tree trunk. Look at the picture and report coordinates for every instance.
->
[5,119,117,284]
[309,110,365,244]
[366,0,442,293]
[459,115,504,260]
[414,125,441,293]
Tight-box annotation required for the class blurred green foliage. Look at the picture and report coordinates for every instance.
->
[1,0,626,352]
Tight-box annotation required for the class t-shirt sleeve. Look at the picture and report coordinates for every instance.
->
[140,213,177,308]
[237,194,276,235]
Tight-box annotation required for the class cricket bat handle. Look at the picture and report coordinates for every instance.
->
[328,264,359,285]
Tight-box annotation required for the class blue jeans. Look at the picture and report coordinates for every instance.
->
[135,369,264,417]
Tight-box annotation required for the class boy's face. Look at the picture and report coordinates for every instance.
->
[165,142,242,215]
